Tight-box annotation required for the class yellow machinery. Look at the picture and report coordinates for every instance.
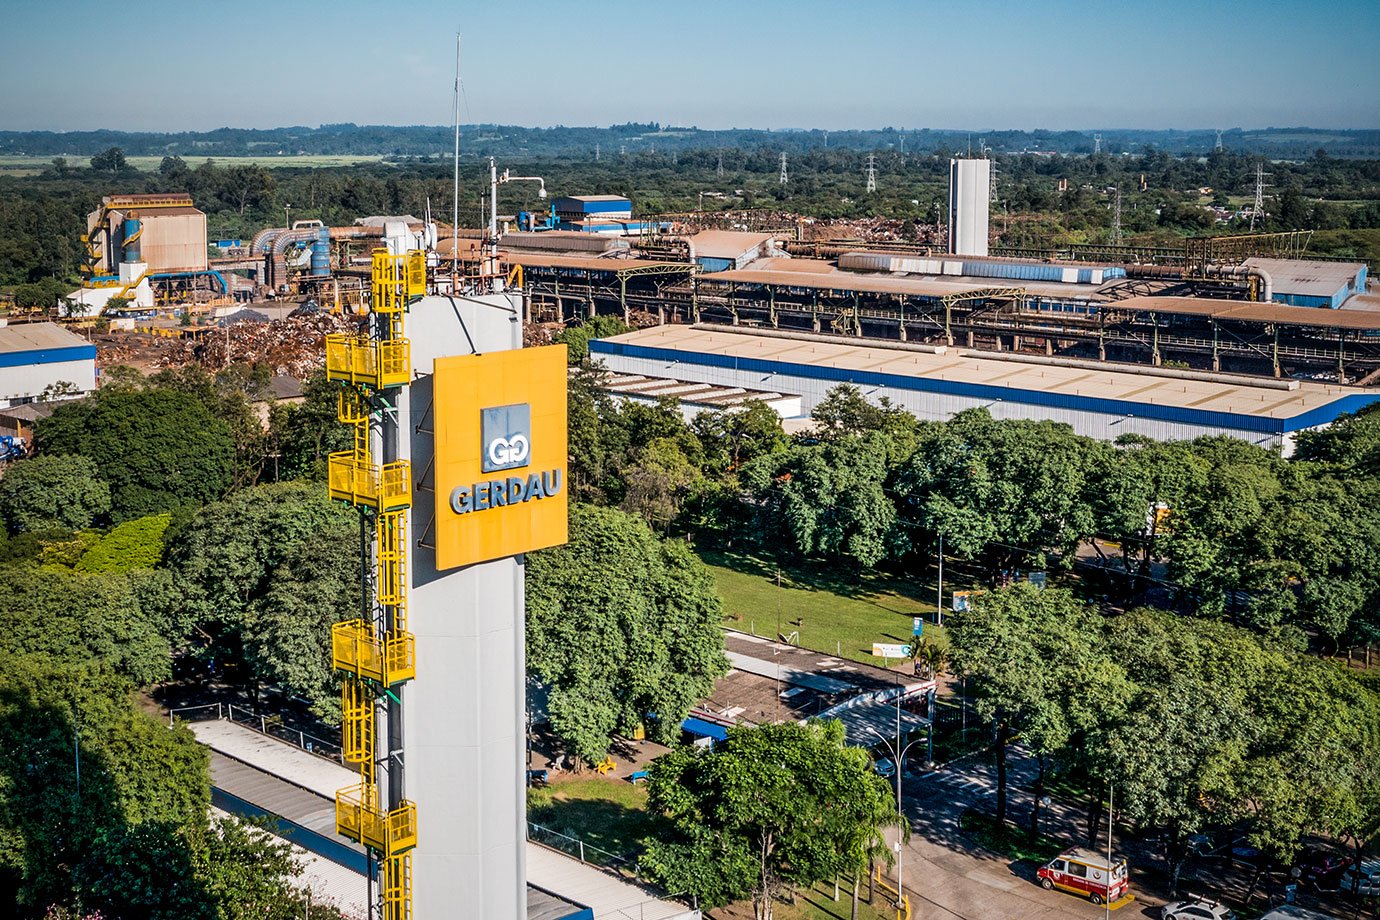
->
[327,249,425,920]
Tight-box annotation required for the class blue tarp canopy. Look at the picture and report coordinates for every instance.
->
[682,717,729,742]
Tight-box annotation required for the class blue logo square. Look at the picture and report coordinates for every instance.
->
[481,403,532,472]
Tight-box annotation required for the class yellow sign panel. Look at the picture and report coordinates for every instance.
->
[433,345,568,570]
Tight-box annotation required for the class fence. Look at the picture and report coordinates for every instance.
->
[168,701,344,764]
[527,820,636,874]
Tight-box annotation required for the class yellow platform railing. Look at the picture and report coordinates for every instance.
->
[333,619,416,687]
[336,784,418,856]
[341,678,374,765]
[327,454,411,511]
[325,334,412,389]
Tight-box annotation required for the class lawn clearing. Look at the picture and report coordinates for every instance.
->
[526,776,664,865]
[700,549,951,664]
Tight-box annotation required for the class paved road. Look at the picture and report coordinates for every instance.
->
[882,750,1162,920]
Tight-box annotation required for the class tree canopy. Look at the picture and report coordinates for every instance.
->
[526,504,729,763]
[0,454,110,533]
[36,386,236,521]
[641,720,899,918]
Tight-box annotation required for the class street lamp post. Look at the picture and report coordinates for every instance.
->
[867,717,926,912]
[284,204,292,229]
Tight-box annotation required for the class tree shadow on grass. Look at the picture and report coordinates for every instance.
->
[527,797,670,864]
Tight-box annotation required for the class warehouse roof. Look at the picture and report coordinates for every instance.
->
[501,252,692,273]
[558,194,630,203]
[594,324,1380,429]
[0,322,92,354]
[704,267,1012,298]
[1110,295,1380,330]
[688,230,776,260]
[1244,258,1365,296]
[596,372,798,409]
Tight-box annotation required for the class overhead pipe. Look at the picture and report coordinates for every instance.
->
[1205,262,1273,302]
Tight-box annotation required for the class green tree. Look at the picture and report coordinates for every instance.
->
[165,482,359,715]
[74,513,172,572]
[526,504,729,763]
[36,387,236,521]
[0,454,111,533]
[0,652,324,919]
[641,721,899,919]
[0,566,173,686]
[89,146,127,174]
[946,584,1127,832]
[268,372,352,481]
[553,315,631,364]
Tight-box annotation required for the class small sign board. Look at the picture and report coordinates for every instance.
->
[913,616,923,637]
[1028,571,1048,589]
[872,642,911,658]
[952,590,977,612]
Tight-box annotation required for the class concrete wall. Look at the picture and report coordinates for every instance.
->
[403,292,530,919]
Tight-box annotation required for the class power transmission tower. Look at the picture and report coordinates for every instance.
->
[1215,129,1223,152]
[1093,133,1103,155]
[1250,162,1271,231]
[865,154,877,194]
[1112,186,1122,243]
[779,152,788,186]
[595,142,600,162]
[717,150,724,178]
[619,144,626,158]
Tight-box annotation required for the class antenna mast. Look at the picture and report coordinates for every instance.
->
[1112,186,1122,243]
[451,31,461,268]
[1250,162,1271,231]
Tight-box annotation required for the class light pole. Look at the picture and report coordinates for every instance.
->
[284,203,292,229]
[867,716,925,912]
[936,531,944,627]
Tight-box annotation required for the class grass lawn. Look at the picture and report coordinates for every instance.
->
[699,548,957,664]
[526,777,665,865]
[710,879,902,920]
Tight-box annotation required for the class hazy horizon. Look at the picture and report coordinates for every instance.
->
[3,0,1377,133]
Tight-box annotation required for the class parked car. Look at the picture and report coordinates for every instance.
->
[1037,847,1129,905]
[1337,859,1380,897]
[1161,897,1235,920]
[873,758,896,779]
[1293,847,1352,887]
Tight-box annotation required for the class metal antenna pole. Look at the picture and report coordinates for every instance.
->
[1112,187,1122,243]
[452,32,461,266]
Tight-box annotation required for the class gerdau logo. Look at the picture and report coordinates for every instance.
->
[450,403,562,515]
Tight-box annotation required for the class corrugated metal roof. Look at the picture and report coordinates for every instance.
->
[688,230,775,260]
[1244,258,1364,296]
[501,252,687,272]
[559,195,630,203]
[1112,295,1380,330]
[0,322,92,354]
[599,324,1367,420]
[704,267,997,298]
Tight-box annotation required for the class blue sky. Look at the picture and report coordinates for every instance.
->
[2,0,1375,131]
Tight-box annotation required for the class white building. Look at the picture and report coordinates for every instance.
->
[590,325,1380,455]
[0,323,97,408]
[948,158,991,256]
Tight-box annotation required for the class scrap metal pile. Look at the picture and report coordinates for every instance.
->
[156,311,363,378]
[96,311,363,379]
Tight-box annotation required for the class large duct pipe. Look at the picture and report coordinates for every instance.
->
[1206,263,1273,302]
[310,227,330,277]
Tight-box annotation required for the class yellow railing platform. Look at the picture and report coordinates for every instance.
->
[336,784,418,855]
[328,454,411,511]
[325,334,411,388]
[333,619,416,686]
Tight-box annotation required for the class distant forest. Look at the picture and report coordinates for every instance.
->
[4,123,1380,160]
